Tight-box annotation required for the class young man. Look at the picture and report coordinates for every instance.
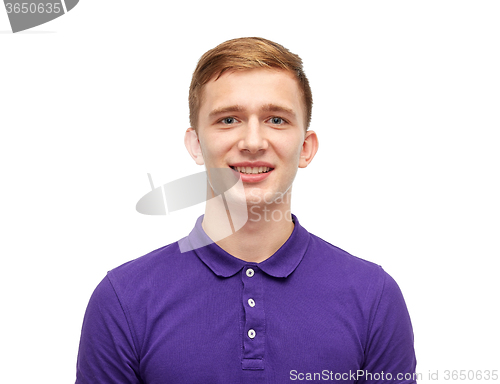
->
[76,37,417,383]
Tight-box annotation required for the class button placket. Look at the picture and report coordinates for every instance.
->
[241,266,265,370]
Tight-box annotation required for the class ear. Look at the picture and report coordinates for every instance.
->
[299,130,319,168]
[184,128,205,165]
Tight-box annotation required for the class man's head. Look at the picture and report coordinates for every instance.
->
[185,37,318,211]
[189,37,313,132]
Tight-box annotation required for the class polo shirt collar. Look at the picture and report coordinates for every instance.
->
[186,214,310,278]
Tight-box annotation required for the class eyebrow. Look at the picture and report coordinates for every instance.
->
[209,105,245,118]
[261,103,296,118]
[208,103,297,119]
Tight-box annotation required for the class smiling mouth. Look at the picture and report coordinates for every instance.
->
[230,166,274,174]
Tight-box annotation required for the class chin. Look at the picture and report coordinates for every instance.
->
[220,188,249,207]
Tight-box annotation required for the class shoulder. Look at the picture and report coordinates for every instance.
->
[103,238,199,299]
[307,233,385,279]
[109,240,176,275]
[303,233,405,303]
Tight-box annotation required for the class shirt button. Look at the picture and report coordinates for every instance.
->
[248,329,256,339]
[246,268,255,277]
[248,298,256,307]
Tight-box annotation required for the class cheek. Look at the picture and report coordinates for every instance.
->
[200,136,235,162]
[275,139,303,164]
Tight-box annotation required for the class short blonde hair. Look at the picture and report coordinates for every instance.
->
[189,37,312,131]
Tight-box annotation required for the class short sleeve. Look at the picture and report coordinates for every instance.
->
[75,275,141,384]
[360,270,417,384]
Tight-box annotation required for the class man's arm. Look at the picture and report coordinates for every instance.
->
[75,276,141,384]
[360,270,417,384]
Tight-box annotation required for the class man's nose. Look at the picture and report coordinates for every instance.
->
[237,117,269,153]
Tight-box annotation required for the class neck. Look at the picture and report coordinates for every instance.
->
[202,192,294,263]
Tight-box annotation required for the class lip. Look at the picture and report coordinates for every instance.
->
[229,162,274,183]
[229,161,274,168]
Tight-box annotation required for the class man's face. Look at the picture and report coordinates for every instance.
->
[187,68,317,207]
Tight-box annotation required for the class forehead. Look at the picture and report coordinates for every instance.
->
[199,68,306,123]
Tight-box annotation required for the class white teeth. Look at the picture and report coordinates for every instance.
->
[233,166,271,174]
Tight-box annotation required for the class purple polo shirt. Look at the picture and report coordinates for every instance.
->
[76,215,417,383]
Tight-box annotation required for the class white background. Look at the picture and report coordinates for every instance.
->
[1,1,499,382]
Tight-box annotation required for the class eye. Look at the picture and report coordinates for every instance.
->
[268,117,286,125]
[220,117,237,125]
